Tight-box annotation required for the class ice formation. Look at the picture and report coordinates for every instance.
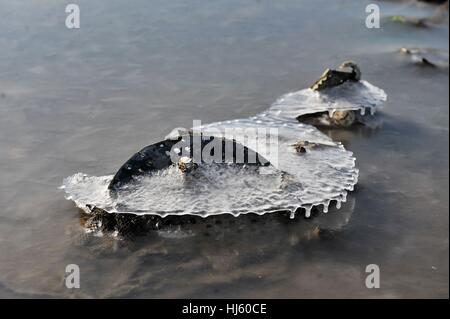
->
[61,78,386,218]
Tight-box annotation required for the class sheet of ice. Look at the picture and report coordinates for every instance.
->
[199,118,358,218]
[62,79,387,218]
[62,122,357,218]
[267,80,386,120]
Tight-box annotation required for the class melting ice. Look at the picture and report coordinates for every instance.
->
[61,79,386,218]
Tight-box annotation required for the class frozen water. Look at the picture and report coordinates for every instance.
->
[267,80,386,121]
[61,79,386,218]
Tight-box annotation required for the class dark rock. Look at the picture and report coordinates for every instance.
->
[109,132,270,191]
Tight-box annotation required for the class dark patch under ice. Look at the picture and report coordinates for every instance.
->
[61,80,386,218]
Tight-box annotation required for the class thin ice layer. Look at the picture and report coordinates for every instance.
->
[63,165,291,217]
[61,79,387,218]
[62,122,357,218]
[199,119,358,218]
[61,119,357,218]
[267,80,386,120]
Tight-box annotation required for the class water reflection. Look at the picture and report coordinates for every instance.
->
[62,197,355,297]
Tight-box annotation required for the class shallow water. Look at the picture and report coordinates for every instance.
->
[0,0,448,298]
